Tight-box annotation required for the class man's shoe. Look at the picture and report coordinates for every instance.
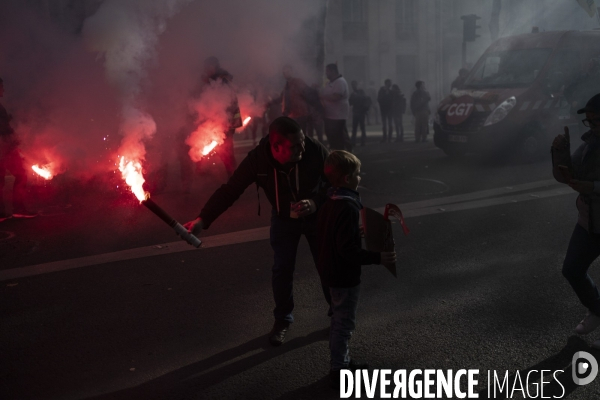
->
[575,312,600,335]
[268,320,290,346]
[12,209,38,218]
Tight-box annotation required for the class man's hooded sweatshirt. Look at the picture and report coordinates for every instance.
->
[198,135,330,228]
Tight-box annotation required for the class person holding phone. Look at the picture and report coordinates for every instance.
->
[552,93,600,344]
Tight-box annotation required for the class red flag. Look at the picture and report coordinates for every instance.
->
[384,203,410,236]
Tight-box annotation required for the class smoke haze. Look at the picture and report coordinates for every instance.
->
[0,0,324,187]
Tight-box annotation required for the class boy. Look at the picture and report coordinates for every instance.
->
[316,150,397,388]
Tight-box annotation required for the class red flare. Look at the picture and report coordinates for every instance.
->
[118,156,147,202]
[201,140,218,156]
[31,164,54,180]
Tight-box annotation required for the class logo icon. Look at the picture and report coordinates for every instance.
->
[572,351,598,385]
[445,95,475,125]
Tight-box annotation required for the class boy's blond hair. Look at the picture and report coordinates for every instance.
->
[324,150,361,186]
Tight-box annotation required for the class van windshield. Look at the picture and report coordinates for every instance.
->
[464,48,553,88]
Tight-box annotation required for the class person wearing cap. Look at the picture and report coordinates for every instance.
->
[0,77,37,220]
[552,93,600,345]
[183,116,331,346]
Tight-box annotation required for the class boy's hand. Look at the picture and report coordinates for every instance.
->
[292,199,316,217]
[380,251,397,265]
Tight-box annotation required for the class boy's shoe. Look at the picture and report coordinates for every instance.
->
[268,320,290,346]
[575,312,600,335]
[12,209,38,218]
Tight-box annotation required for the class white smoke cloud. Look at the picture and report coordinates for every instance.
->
[82,0,191,170]
[0,0,325,186]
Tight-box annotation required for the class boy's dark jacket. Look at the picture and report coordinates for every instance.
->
[199,135,329,228]
[317,188,381,288]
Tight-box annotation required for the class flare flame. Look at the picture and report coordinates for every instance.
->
[201,140,218,156]
[31,164,54,180]
[118,156,147,202]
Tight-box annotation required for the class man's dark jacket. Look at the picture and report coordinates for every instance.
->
[199,135,330,228]
[316,194,380,288]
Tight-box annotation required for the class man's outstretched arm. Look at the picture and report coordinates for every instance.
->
[184,151,258,233]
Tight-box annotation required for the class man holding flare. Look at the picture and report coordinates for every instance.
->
[184,116,331,346]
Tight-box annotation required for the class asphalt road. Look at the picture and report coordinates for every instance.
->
[2,130,600,399]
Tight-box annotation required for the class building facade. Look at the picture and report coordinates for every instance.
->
[324,0,599,109]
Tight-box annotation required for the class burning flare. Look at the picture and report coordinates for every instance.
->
[32,164,54,180]
[202,140,218,156]
[118,156,147,202]
[242,116,251,127]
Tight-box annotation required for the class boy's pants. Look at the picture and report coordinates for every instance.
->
[562,223,600,317]
[270,213,331,323]
[330,285,361,371]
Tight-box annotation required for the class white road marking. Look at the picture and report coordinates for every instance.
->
[374,186,572,215]
[0,179,573,282]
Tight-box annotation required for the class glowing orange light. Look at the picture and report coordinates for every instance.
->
[242,116,251,127]
[32,165,53,180]
[202,140,218,156]
[118,156,147,202]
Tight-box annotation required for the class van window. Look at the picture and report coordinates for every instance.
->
[465,48,553,88]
